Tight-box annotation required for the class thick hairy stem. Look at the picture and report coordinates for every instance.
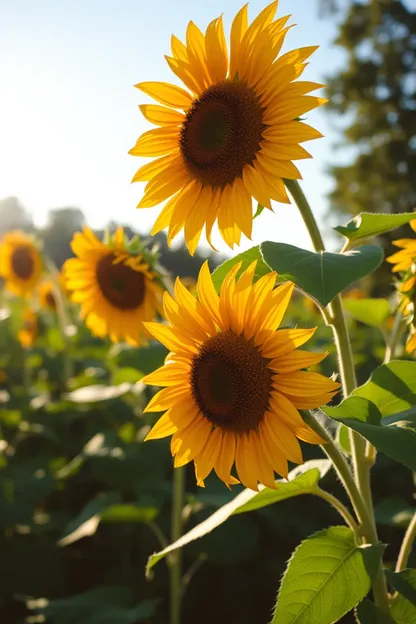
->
[287,179,390,613]
[170,466,185,624]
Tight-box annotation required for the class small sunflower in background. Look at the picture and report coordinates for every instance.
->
[387,218,416,354]
[143,261,340,491]
[38,274,66,312]
[64,227,164,345]
[18,308,38,349]
[0,231,43,297]
[130,1,325,254]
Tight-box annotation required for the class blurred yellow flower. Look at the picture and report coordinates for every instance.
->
[63,227,163,345]
[38,274,66,311]
[130,1,326,254]
[143,261,340,491]
[0,231,42,297]
[387,217,416,355]
[18,308,37,349]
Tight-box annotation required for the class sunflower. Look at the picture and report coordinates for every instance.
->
[38,274,66,311]
[143,261,340,490]
[130,1,326,254]
[63,226,164,345]
[18,308,37,349]
[0,231,43,297]
[387,218,416,354]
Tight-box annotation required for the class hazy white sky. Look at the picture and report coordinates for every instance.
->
[0,0,346,253]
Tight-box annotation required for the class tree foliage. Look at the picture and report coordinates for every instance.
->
[325,0,416,218]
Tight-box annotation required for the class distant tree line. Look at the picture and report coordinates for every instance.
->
[0,196,224,279]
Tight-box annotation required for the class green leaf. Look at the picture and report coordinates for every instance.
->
[59,495,158,546]
[389,569,416,623]
[261,242,383,306]
[101,504,158,523]
[343,298,391,328]
[31,586,160,624]
[334,212,416,242]
[322,397,416,471]
[254,203,265,219]
[386,569,416,607]
[112,367,143,385]
[374,497,415,528]
[355,599,396,623]
[272,526,382,624]
[354,361,416,416]
[337,423,351,455]
[211,245,271,291]
[145,459,331,575]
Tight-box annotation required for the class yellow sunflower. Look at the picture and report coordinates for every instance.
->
[63,226,164,345]
[38,274,66,311]
[18,308,37,349]
[143,261,340,490]
[0,231,43,297]
[387,218,416,354]
[130,1,326,254]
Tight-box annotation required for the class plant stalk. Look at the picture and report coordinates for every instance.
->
[396,511,416,572]
[314,487,359,533]
[287,179,390,613]
[170,466,185,624]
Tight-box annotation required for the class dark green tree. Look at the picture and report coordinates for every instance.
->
[325,0,416,219]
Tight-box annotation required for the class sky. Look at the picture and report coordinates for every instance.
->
[0,0,347,254]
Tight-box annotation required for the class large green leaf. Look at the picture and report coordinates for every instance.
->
[355,599,396,624]
[386,569,416,607]
[261,242,383,306]
[322,397,416,471]
[343,298,391,328]
[31,586,160,624]
[145,460,331,575]
[334,212,416,242]
[354,361,416,416]
[211,245,271,291]
[59,493,157,546]
[388,569,416,624]
[272,526,383,624]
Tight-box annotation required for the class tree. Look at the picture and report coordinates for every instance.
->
[41,208,86,268]
[0,197,34,235]
[325,0,416,219]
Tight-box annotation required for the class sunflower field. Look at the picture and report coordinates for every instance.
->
[1,2,416,624]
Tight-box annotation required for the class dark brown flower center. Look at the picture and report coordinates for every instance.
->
[96,254,146,310]
[180,81,264,188]
[11,246,35,280]
[190,330,273,433]
[45,290,56,309]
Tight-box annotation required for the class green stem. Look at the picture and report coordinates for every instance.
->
[287,179,390,613]
[170,466,185,624]
[314,487,359,533]
[44,257,73,387]
[384,309,404,365]
[396,511,416,572]
[301,410,369,530]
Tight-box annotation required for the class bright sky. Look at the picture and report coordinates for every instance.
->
[0,0,346,254]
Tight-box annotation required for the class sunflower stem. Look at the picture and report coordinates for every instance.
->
[300,410,369,530]
[383,309,404,365]
[44,256,73,388]
[395,511,416,572]
[313,487,359,533]
[170,466,185,624]
[288,179,390,613]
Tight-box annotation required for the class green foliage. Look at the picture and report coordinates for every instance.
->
[261,241,383,306]
[323,396,416,470]
[355,599,396,624]
[354,361,416,416]
[146,460,331,575]
[343,298,391,328]
[388,570,416,623]
[334,212,416,243]
[272,526,383,624]
[211,245,270,291]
